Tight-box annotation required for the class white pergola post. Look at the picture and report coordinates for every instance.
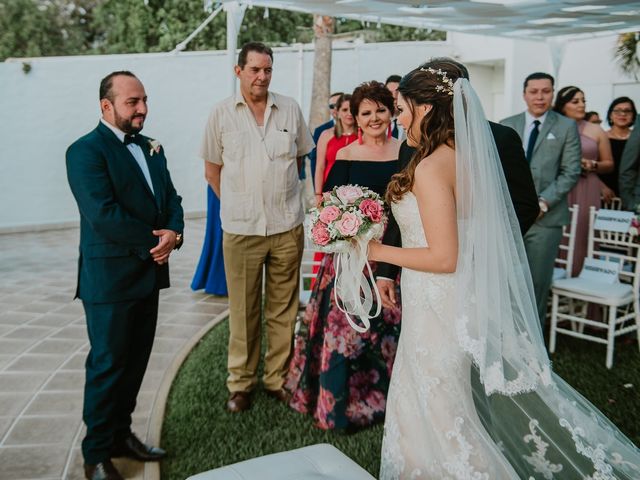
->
[547,38,567,81]
[224,1,247,96]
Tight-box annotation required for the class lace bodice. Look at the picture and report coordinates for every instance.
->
[392,192,427,248]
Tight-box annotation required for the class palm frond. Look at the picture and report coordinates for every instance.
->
[614,32,640,76]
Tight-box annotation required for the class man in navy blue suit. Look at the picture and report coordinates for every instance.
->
[66,71,184,480]
[307,91,343,179]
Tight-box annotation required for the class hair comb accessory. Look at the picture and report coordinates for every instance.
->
[419,67,454,95]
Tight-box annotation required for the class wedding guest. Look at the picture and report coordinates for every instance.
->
[66,71,183,480]
[385,74,403,139]
[619,113,640,210]
[311,94,357,281]
[190,186,227,296]
[554,86,613,276]
[585,111,602,124]
[201,42,314,413]
[313,93,357,203]
[600,97,637,198]
[308,92,343,178]
[501,73,581,327]
[285,81,402,431]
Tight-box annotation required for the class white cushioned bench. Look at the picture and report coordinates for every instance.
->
[186,443,376,480]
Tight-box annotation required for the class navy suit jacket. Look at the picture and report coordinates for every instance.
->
[66,122,184,304]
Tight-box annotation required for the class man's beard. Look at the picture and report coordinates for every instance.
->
[114,109,145,134]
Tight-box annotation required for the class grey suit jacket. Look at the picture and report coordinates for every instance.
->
[500,110,581,227]
[618,116,640,210]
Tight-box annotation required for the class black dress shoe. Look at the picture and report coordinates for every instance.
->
[111,432,167,462]
[84,460,124,480]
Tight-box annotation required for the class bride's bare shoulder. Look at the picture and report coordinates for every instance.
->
[415,145,456,180]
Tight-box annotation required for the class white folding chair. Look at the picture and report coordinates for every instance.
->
[602,196,623,210]
[550,207,640,368]
[553,203,579,281]
[299,249,321,307]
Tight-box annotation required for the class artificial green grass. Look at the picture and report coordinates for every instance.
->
[160,319,640,479]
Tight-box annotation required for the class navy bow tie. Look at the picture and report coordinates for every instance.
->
[124,134,139,145]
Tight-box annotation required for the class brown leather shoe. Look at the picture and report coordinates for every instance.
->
[226,391,251,412]
[84,460,124,480]
[265,387,291,403]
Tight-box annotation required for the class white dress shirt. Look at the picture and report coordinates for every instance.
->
[100,118,154,195]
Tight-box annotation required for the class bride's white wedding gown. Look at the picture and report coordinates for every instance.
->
[379,191,640,480]
[380,192,518,479]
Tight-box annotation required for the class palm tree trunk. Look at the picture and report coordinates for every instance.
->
[309,15,334,131]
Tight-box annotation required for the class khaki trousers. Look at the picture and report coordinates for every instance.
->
[222,225,304,393]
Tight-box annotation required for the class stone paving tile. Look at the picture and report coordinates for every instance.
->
[24,392,84,417]
[0,338,35,355]
[0,372,48,393]
[4,326,52,341]
[0,355,14,370]
[27,339,86,355]
[0,445,68,479]
[0,312,40,325]
[4,416,80,446]
[0,324,15,336]
[59,353,87,371]
[16,302,60,314]
[0,393,31,417]
[42,371,85,392]
[50,325,89,341]
[185,302,229,315]
[29,313,78,328]
[154,323,202,340]
[0,417,13,440]
[146,354,174,372]
[6,354,68,373]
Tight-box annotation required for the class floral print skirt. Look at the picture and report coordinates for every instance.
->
[284,253,401,431]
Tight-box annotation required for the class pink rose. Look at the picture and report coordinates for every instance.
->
[336,185,364,205]
[311,222,331,246]
[359,199,383,222]
[335,212,362,237]
[318,205,341,224]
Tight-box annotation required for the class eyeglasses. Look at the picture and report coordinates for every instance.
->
[612,109,633,115]
[328,103,337,110]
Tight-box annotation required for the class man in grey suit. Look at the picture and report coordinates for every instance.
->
[618,115,640,210]
[501,72,581,328]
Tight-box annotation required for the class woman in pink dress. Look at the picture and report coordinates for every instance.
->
[554,86,614,276]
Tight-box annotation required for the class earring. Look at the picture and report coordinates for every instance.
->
[387,123,393,139]
[357,127,363,145]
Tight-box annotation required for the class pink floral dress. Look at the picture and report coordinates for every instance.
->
[284,159,402,431]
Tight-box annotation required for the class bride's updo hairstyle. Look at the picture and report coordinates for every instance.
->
[386,58,466,204]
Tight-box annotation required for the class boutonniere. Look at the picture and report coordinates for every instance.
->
[148,139,161,156]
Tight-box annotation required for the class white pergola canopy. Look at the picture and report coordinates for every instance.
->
[220,0,640,40]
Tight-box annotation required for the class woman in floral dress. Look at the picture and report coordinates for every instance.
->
[285,81,402,431]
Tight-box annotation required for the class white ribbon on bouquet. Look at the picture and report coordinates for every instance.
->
[327,223,384,333]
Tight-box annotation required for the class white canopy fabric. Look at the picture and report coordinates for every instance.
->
[222,0,640,40]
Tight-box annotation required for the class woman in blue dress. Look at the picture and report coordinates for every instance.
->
[191,186,228,296]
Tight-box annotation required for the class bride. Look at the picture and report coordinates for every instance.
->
[368,58,640,479]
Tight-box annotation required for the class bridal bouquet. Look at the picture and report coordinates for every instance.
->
[307,185,386,333]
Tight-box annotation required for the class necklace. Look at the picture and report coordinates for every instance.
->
[609,129,630,140]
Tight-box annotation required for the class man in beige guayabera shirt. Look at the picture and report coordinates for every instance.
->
[201,42,314,413]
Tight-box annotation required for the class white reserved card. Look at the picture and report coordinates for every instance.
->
[594,209,634,233]
[578,258,620,284]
